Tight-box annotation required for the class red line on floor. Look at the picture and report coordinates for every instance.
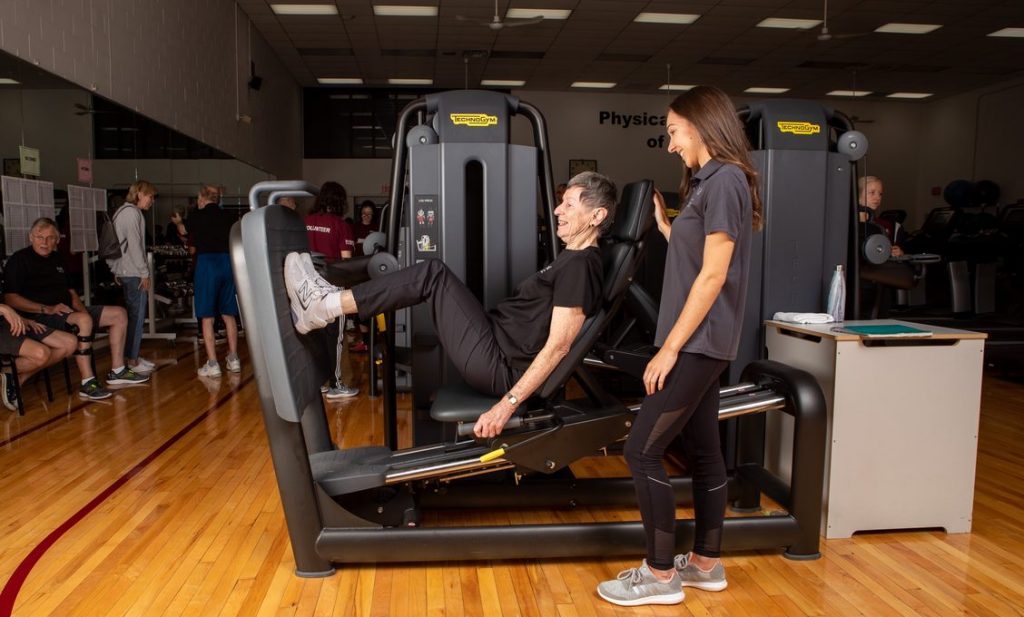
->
[0,349,195,449]
[0,374,255,617]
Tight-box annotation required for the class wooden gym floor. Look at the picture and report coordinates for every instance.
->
[0,341,1022,616]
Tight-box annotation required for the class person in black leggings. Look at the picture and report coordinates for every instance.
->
[597,86,763,607]
[285,171,617,438]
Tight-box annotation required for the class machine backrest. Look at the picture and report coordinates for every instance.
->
[231,205,329,424]
[537,179,654,399]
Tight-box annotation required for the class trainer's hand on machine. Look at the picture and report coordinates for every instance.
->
[652,189,672,239]
[473,400,516,439]
[643,347,678,395]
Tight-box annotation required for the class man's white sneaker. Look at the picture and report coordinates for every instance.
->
[284,252,340,334]
[226,353,242,373]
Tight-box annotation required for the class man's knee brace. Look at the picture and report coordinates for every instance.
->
[73,334,95,356]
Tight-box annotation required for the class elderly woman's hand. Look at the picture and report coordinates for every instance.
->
[473,400,516,439]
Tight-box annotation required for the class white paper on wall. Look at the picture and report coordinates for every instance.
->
[2,176,55,255]
[67,185,104,252]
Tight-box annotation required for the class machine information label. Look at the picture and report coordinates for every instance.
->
[450,113,498,127]
[776,121,821,135]
[413,194,438,255]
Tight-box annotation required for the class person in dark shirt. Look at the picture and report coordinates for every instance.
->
[3,218,149,400]
[858,175,904,256]
[185,185,240,377]
[0,301,76,411]
[352,200,378,257]
[284,171,617,437]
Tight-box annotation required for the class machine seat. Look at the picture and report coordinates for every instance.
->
[311,446,394,496]
[430,382,520,423]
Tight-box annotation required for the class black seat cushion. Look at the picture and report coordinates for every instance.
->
[430,382,501,423]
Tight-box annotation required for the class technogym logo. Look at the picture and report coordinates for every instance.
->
[450,113,498,127]
[777,121,821,135]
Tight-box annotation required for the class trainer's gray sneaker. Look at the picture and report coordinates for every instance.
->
[674,553,728,591]
[284,252,340,334]
[324,383,359,400]
[596,561,684,607]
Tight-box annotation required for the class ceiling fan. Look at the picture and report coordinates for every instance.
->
[73,102,112,116]
[812,0,869,43]
[456,0,544,31]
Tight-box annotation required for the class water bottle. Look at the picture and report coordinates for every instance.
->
[827,265,846,323]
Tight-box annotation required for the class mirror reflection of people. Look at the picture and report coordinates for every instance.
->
[858,176,903,257]
[4,218,149,400]
[187,185,242,377]
[597,86,762,607]
[111,180,157,375]
[304,182,358,399]
[284,172,617,436]
[350,200,378,352]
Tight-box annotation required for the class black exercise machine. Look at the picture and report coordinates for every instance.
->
[233,175,827,576]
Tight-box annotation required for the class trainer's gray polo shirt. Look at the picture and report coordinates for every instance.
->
[654,159,753,361]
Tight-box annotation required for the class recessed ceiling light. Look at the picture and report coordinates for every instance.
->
[634,12,700,25]
[481,79,526,87]
[988,27,1024,38]
[887,92,933,99]
[572,81,616,89]
[373,5,438,17]
[827,90,872,97]
[757,18,822,29]
[875,23,941,34]
[271,4,338,16]
[745,87,790,94]
[317,77,363,85]
[0,78,20,85]
[658,84,696,91]
[507,8,571,20]
[388,78,433,85]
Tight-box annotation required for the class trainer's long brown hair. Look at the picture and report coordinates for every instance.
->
[669,86,763,231]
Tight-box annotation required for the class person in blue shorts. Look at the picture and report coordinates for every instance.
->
[186,185,241,377]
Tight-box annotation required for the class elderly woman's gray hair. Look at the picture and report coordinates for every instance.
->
[567,171,617,234]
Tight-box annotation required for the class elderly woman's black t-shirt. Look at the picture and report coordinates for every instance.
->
[490,246,603,367]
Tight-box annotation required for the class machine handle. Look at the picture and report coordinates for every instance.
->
[247,180,320,211]
[267,190,315,205]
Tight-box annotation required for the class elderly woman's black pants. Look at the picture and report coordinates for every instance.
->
[351,258,518,397]
[624,352,729,571]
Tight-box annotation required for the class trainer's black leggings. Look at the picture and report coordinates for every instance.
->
[624,352,728,571]
[351,259,518,397]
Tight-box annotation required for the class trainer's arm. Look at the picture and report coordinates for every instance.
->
[473,305,586,438]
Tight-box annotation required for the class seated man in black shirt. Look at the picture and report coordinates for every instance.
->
[284,171,618,439]
[0,302,76,411]
[3,218,149,400]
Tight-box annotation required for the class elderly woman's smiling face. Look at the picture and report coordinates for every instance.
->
[554,185,603,246]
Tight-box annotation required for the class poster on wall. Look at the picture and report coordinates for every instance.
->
[18,146,41,177]
[67,185,104,252]
[2,175,55,255]
[76,158,93,184]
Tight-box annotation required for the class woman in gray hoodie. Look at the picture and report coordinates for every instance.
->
[110,180,155,374]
